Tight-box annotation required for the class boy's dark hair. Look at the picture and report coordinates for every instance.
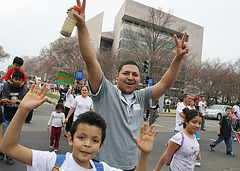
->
[225,107,232,111]
[118,61,140,73]
[12,71,24,79]
[182,108,202,128]
[70,111,107,145]
[55,103,64,111]
[13,56,24,66]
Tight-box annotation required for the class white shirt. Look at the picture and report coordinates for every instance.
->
[233,105,240,118]
[187,106,195,110]
[170,132,200,171]
[165,99,171,105]
[65,89,75,108]
[72,95,93,121]
[27,150,122,171]
[175,102,186,131]
[198,101,207,116]
[48,112,65,127]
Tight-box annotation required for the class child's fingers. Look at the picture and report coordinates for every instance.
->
[33,82,40,93]
[133,137,140,146]
[37,83,47,96]
[152,131,159,139]
[29,83,35,93]
[147,124,153,136]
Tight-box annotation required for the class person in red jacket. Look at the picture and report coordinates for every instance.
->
[5,56,27,87]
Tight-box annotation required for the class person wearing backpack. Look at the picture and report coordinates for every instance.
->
[154,108,202,171]
[0,82,159,171]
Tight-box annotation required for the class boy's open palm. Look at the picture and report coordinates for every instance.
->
[19,82,48,111]
[133,123,159,153]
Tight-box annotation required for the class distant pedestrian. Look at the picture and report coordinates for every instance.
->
[155,108,202,171]
[64,86,93,124]
[63,87,76,137]
[56,83,69,103]
[176,98,183,107]
[172,97,176,106]
[199,96,207,131]
[210,107,235,157]
[193,96,201,141]
[233,102,240,131]
[174,94,191,134]
[149,99,159,125]
[47,103,65,152]
[74,80,83,95]
[164,97,171,113]
[229,107,238,141]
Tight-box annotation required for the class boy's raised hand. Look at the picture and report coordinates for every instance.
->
[19,82,48,112]
[133,123,159,153]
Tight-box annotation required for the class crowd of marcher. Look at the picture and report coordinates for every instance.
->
[0,0,239,170]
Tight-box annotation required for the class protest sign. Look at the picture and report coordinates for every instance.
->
[56,71,75,85]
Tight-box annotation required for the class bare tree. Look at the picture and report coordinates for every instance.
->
[123,7,186,82]
[0,45,10,62]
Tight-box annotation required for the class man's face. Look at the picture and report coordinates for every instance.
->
[116,64,140,94]
[201,97,205,101]
[68,123,103,167]
[12,77,23,87]
[13,63,22,71]
[64,85,68,91]
[77,82,82,89]
[184,95,192,105]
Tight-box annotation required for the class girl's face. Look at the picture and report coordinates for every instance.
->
[189,100,194,106]
[81,87,89,96]
[185,116,202,134]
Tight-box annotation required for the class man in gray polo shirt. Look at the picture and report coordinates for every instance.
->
[74,0,189,170]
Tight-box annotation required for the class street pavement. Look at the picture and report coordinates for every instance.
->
[0,102,240,171]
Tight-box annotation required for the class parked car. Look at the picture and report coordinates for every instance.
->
[205,105,232,120]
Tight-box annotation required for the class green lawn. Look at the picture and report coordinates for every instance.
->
[46,93,59,100]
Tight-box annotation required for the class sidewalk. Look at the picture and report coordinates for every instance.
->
[160,109,176,117]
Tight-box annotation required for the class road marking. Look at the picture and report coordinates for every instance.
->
[153,124,174,131]
[209,138,224,144]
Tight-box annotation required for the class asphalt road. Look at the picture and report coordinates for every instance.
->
[0,103,240,171]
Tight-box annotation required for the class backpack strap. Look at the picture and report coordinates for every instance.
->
[93,161,104,171]
[52,154,66,171]
[179,131,184,146]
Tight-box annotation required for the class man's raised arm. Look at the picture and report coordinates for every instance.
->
[74,0,102,94]
[152,32,189,102]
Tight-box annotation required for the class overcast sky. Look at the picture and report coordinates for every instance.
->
[0,0,240,72]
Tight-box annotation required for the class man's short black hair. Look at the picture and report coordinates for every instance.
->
[12,71,24,79]
[13,56,24,66]
[70,111,107,145]
[183,94,190,99]
[118,61,140,73]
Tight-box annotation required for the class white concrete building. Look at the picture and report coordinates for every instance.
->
[84,0,204,64]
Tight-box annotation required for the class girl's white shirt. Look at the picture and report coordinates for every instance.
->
[170,132,200,171]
